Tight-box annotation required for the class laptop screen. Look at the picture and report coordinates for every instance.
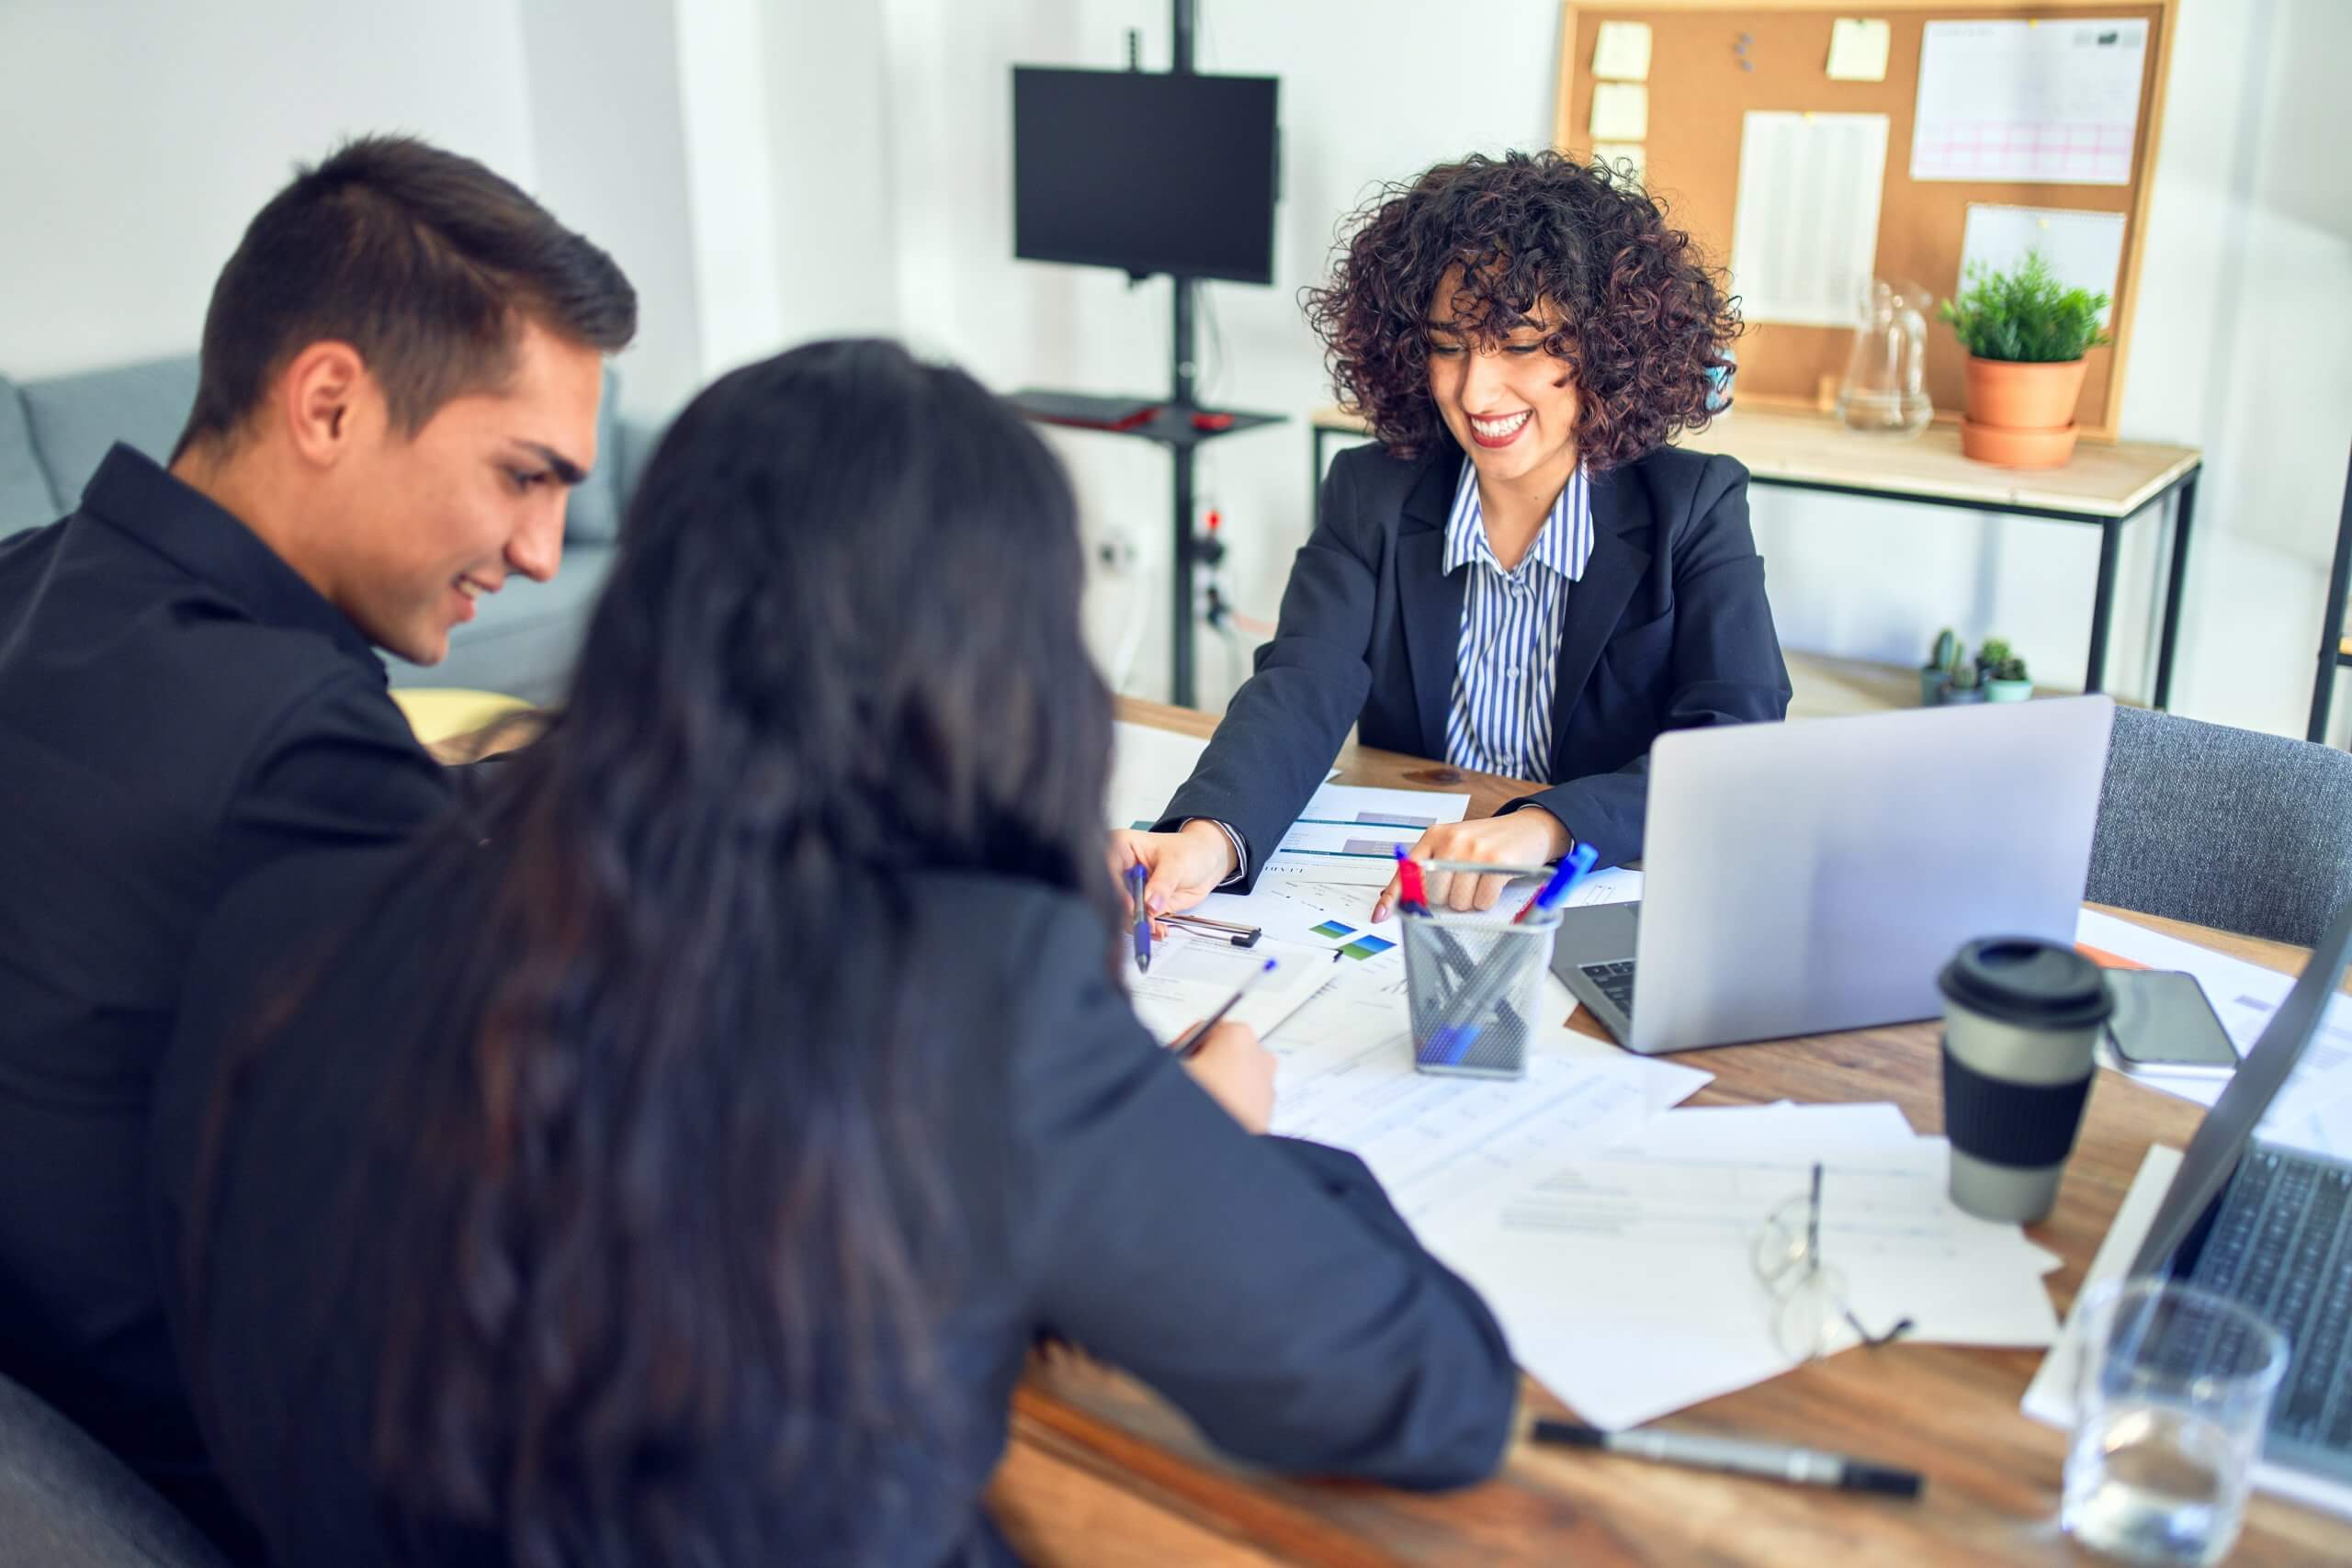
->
[2129,897,2352,1276]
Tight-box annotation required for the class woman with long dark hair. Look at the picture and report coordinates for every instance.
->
[150,340,1515,1566]
[1117,150,1790,924]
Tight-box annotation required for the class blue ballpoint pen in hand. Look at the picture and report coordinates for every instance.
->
[1126,862,1153,973]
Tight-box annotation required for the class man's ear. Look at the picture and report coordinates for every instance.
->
[278,341,379,469]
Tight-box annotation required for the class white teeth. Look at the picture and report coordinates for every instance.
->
[456,580,481,600]
[1472,411,1531,438]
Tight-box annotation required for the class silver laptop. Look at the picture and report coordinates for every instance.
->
[2124,896,2352,1486]
[1552,695,2115,1054]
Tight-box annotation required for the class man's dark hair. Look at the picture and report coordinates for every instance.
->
[1304,149,1740,472]
[173,135,638,459]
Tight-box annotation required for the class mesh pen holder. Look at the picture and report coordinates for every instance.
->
[1402,907,1560,1079]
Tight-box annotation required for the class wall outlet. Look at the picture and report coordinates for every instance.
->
[1094,527,1139,576]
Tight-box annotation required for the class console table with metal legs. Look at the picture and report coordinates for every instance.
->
[1311,404,2203,705]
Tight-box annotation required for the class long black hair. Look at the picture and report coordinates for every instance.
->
[347,340,1113,1562]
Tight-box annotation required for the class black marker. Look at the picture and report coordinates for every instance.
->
[1531,1420,1923,1499]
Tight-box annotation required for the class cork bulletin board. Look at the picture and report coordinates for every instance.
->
[1555,1,2178,440]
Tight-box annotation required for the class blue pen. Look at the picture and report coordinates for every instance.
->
[1436,844,1600,1065]
[1126,862,1153,973]
[1513,842,1600,923]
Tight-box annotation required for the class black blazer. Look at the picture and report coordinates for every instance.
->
[1160,440,1791,876]
[150,848,1518,1566]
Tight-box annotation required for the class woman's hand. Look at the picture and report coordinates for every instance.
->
[1371,807,1572,920]
[1179,1021,1276,1134]
[1108,820,1237,933]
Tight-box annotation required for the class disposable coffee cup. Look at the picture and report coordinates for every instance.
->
[1938,938,2114,1224]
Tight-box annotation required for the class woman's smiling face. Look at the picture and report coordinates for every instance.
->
[1424,265,1581,486]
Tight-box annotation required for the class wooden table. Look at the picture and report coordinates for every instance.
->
[982,699,2344,1566]
[1307,405,2203,707]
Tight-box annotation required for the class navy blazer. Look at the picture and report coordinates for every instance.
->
[1160,440,1791,876]
[152,848,1518,1566]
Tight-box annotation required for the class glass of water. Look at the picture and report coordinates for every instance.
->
[2062,1280,2289,1566]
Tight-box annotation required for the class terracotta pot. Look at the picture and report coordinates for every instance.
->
[1960,418,2078,468]
[1962,355,2088,431]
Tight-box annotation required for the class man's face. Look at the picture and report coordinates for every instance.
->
[326,321,605,665]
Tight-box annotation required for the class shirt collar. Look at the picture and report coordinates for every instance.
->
[1442,455,1589,582]
[78,443,381,667]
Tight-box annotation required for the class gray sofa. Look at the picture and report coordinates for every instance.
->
[1,354,662,703]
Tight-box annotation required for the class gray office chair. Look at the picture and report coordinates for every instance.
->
[0,1370,229,1568]
[2086,705,2352,948]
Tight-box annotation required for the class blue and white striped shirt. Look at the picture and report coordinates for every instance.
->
[1442,457,1594,783]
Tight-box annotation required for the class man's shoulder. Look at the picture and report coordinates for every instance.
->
[0,514,409,810]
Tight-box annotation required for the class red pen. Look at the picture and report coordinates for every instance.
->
[1392,844,1430,914]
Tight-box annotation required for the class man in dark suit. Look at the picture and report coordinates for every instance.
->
[0,135,635,1553]
[1114,150,1788,924]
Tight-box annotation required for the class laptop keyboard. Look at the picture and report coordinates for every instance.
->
[1579,959,1637,1020]
[2182,1146,2352,1455]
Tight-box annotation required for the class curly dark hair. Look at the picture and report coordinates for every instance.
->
[1304,149,1740,472]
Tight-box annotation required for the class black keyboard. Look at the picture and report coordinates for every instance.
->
[1579,959,1637,1020]
[2184,1146,2352,1458]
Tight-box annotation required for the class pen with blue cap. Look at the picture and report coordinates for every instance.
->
[1125,862,1152,973]
[1513,843,1600,923]
[1429,844,1598,1065]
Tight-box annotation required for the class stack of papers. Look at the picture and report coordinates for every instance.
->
[1266,979,1712,1225]
[1121,780,1475,1041]
[1427,1102,2065,1429]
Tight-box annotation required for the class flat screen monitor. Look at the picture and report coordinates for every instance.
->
[1012,66,1278,285]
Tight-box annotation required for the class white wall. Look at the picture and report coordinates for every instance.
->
[0,0,539,378]
[518,0,706,422]
[0,0,711,426]
[870,0,2352,741]
[1746,0,2352,740]
[6,1,2345,740]
[674,0,793,376]
[763,2,903,343]
[879,0,1566,699]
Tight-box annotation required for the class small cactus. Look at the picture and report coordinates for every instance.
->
[1927,627,1958,672]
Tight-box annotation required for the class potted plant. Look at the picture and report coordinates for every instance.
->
[1938,252,2110,469]
[1942,655,1986,705]
[1976,637,2033,703]
[1920,626,1959,706]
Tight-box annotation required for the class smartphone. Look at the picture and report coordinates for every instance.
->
[2106,969,2240,1077]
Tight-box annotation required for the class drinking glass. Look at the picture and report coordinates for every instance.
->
[2062,1279,2288,1566]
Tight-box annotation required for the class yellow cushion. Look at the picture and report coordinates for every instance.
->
[390,688,532,746]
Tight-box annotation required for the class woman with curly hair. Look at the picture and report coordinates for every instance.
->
[1117,150,1790,920]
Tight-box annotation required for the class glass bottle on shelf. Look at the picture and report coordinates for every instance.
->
[1837,279,1933,437]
